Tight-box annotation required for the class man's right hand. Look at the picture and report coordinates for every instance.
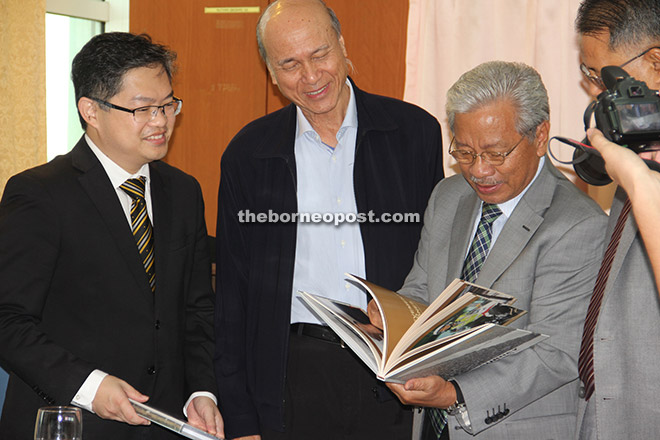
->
[367,299,384,329]
[233,436,261,440]
[92,375,150,425]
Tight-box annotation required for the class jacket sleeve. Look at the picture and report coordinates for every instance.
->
[214,152,260,438]
[183,176,218,398]
[0,173,96,404]
[452,208,607,435]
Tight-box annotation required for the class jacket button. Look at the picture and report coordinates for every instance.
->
[155,320,160,329]
[578,385,586,398]
[147,366,156,375]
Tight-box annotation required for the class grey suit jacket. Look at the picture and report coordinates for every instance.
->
[400,159,607,439]
[576,187,660,440]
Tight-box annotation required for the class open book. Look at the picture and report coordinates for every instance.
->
[298,274,547,383]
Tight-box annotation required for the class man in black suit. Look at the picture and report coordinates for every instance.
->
[0,32,223,440]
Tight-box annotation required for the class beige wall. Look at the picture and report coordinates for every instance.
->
[0,0,47,194]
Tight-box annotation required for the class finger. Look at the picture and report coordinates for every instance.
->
[120,398,150,426]
[120,382,149,403]
[215,413,225,439]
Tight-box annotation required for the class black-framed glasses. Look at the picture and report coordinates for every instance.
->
[449,134,526,166]
[92,97,182,123]
[580,46,660,89]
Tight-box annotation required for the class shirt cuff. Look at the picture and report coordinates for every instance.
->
[71,369,108,413]
[183,392,218,417]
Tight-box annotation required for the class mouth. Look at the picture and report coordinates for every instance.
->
[305,84,329,97]
[144,132,167,145]
[475,183,501,193]
[470,177,503,194]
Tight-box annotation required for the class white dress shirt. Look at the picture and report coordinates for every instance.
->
[71,135,215,416]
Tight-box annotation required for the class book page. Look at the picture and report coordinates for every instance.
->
[382,325,548,383]
[297,291,382,373]
[407,280,516,336]
[384,281,521,372]
[346,274,427,366]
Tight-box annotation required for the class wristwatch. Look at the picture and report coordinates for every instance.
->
[446,380,473,433]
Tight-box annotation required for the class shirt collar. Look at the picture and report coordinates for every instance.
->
[85,134,151,190]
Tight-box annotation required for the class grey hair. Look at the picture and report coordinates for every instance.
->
[256,0,342,67]
[446,61,549,141]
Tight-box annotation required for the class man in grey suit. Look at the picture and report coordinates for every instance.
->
[575,1,660,438]
[382,61,607,439]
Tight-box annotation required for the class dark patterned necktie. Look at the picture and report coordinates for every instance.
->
[578,197,631,400]
[461,203,503,282]
[120,177,156,293]
[429,202,503,437]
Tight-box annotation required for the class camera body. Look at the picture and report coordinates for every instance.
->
[574,66,660,185]
[591,66,660,147]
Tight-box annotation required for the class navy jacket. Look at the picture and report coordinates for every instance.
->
[214,80,444,438]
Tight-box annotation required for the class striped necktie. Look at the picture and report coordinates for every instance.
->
[578,197,631,400]
[429,202,503,437]
[120,177,156,293]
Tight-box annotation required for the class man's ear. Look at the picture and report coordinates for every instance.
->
[78,97,99,129]
[534,120,550,157]
[645,47,660,89]
[339,35,348,58]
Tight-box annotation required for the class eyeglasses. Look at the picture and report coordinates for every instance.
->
[580,46,660,89]
[449,134,526,166]
[92,97,182,123]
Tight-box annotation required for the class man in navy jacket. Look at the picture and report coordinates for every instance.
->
[214,1,444,439]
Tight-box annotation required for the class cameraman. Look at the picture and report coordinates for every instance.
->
[576,1,660,439]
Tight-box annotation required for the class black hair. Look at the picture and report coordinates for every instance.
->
[576,0,660,50]
[71,32,177,129]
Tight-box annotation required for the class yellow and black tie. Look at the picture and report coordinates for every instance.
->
[120,177,156,292]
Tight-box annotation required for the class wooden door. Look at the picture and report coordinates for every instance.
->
[130,0,409,235]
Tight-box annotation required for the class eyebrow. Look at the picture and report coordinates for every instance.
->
[130,91,174,105]
[454,140,503,150]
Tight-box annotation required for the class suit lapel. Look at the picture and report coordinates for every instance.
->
[150,163,172,297]
[476,159,556,287]
[72,137,156,302]
[601,187,635,306]
[448,193,481,280]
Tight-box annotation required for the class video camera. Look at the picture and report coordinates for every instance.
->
[573,65,660,185]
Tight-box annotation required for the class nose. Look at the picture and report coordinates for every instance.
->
[149,106,168,125]
[469,156,496,178]
[300,61,319,83]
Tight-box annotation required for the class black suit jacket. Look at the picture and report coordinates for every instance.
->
[0,137,217,440]
[214,80,444,438]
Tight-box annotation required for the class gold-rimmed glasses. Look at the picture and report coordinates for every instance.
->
[448,134,526,166]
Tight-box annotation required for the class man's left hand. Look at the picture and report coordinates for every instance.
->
[386,376,457,408]
[186,396,225,439]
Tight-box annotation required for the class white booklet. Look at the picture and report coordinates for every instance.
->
[129,399,223,440]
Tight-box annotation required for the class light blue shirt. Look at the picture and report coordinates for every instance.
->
[291,80,367,324]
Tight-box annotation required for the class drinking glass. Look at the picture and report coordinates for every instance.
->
[34,406,83,440]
